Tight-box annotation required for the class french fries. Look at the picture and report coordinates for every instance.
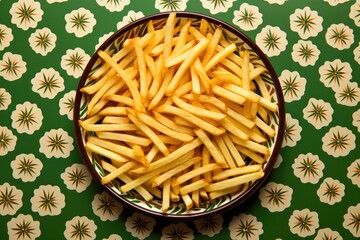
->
[79,13,279,213]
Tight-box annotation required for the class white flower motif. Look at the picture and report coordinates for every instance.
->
[161,222,194,240]
[259,182,293,212]
[0,88,12,111]
[11,153,43,182]
[317,177,345,205]
[229,213,263,240]
[29,27,57,56]
[334,81,360,107]
[9,0,43,31]
[292,153,325,184]
[279,70,306,102]
[303,98,333,129]
[314,228,343,240]
[0,24,13,51]
[343,203,360,237]
[31,68,65,99]
[117,11,145,30]
[318,59,352,91]
[59,90,76,120]
[60,47,90,78]
[0,126,17,156]
[125,212,156,239]
[350,0,360,27]
[291,40,320,66]
[354,41,360,65]
[155,0,188,12]
[324,0,349,6]
[352,108,360,132]
[322,126,356,157]
[7,214,41,240]
[65,8,96,38]
[289,7,323,39]
[193,214,223,237]
[11,101,43,134]
[92,191,123,221]
[347,158,360,188]
[264,0,287,4]
[39,128,74,158]
[103,234,122,240]
[0,52,27,81]
[200,0,236,14]
[47,0,67,3]
[282,113,302,148]
[95,32,114,51]
[0,182,23,215]
[273,154,282,168]
[325,23,354,50]
[30,185,65,216]
[255,25,288,57]
[232,3,263,31]
[97,0,130,12]
[64,216,97,240]
[288,208,319,237]
[61,163,92,192]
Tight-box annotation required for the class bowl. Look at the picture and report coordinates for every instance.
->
[73,11,285,220]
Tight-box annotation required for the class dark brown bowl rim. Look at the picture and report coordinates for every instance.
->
[73,11,285,221]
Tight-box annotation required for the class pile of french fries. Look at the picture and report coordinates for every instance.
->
[79,13,278,212]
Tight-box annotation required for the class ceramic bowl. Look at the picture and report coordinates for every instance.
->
[74,11,285,220]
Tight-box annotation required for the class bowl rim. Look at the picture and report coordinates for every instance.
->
[73,11,285,220]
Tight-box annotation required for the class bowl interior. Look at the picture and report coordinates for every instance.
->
[74,12,285,220]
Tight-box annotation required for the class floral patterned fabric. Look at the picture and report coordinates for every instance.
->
[0,0,359,239]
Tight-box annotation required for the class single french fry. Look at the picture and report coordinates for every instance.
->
[212,164,263,181]
[193,58,210,92]
[202,26,222,66]
[255,116,276,137]
[101,161,138,185]
[204,43,236,72]
[79,122,138,132]
[162,178,171,212]
[209,185,242,200]
[163,12,177,59]
[181,193,193,210]
[96,131,151,147]
[85,142,129,164]
[179,179,209,195]
[212,85,246,105]
[205,171,265,192]
[190,64,201,95]
[236,145,266,164]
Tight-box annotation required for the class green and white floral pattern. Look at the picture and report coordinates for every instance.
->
[1,0,359,239]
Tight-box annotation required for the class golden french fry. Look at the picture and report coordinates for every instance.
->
[101,161,138,185]
[179,179,209,195]
[205,171,265,192]
[212,164,263,181]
